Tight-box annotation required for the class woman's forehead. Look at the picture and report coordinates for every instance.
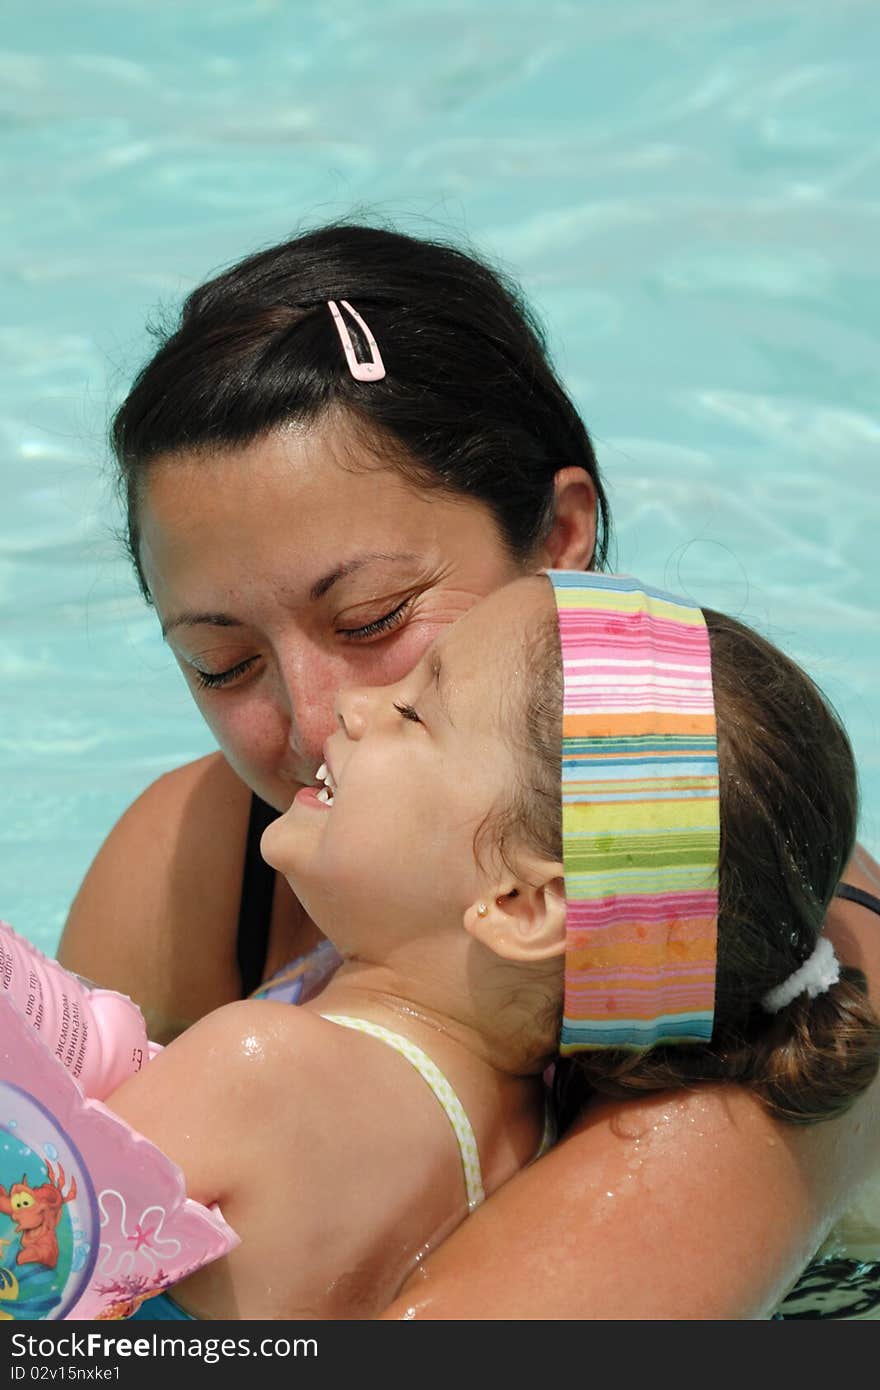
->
[140,424,504,569]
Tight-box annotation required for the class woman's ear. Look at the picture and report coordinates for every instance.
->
[464,865,566,963]
[535,466,597,571]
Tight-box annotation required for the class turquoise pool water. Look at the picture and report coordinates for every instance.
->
[2,0,878,954]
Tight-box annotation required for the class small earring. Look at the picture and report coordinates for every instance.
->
[477,903,489,918]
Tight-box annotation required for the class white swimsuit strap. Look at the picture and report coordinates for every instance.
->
[320,1013,485,1210]
[534,1093,557,1162]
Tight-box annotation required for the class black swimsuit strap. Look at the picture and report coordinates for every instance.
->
[835,882,880,917]
[236,794,280,996]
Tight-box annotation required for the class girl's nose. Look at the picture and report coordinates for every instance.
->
[335,685,373,740]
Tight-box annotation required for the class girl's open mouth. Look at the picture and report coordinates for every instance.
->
[314,760,337,806]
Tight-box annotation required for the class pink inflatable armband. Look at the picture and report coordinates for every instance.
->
[0,920,149,1101]
[0,923,238,1319]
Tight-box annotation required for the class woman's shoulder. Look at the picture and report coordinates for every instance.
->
[133,748,251,810]
[381,849,880,1320]
[69,749,251,875]
[381,1083,823,1319]
[826,846,880,1012]
[57,753,253,1041]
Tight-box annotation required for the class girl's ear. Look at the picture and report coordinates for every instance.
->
[535,466,597,571]
[464,864,566,962]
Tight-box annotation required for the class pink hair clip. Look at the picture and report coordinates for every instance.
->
[327,300,386,382]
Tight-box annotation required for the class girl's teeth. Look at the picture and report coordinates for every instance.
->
[315,760,336,801]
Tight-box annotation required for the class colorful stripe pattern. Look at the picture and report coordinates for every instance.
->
[547,572,720,1052]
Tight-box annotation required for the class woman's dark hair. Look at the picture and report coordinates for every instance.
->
[518,602,880,1128]
[112,221,610,599]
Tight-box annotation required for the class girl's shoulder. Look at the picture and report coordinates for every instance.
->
[107,998,356,1181]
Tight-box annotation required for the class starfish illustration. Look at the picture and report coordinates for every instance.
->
[126,1222,158,1252]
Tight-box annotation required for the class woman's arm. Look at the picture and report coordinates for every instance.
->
[381,847,880,1320]
[55,753,312,1043]
[56,753,248,1041]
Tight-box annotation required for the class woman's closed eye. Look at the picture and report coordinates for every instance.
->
[191,657,258,690]
[336,596,413,642]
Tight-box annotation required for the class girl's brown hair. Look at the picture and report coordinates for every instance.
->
[519,603,880,1128]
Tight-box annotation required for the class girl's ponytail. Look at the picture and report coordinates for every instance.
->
[744,972,880,1124]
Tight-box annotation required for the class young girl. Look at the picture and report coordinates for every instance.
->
[96,571,878,1320]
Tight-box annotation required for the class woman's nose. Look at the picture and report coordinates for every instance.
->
[276,643,346,762]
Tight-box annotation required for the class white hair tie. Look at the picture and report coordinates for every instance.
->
[761,937,841,1014]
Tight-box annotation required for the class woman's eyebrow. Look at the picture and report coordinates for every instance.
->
[161,611,241,638]
[308,551,420,603]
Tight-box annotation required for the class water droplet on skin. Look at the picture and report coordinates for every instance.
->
[240,1031,264,1060]
[593,1185,630,1225]
[409,1238,434,1268]
[611,1112,651,1141]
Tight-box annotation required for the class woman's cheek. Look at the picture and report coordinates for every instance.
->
[198,692,290,777]
[351,618,450,687]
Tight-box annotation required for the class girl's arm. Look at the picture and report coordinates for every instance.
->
[381,848,880,1320]
[106,999,362,1320]
[107,998,484,1321]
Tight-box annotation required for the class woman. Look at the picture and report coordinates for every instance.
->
[58,222,880,1318]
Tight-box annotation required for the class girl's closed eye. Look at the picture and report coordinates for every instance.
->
[393,701,422,724]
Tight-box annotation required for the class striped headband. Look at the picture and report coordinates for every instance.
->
[546,572,720,1053]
